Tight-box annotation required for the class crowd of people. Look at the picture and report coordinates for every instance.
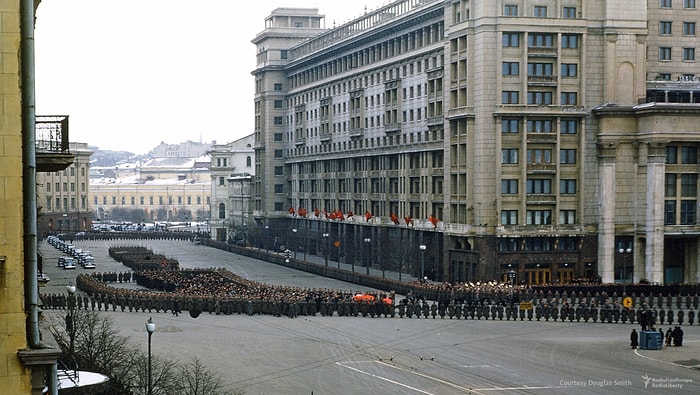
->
[38,265,700,328]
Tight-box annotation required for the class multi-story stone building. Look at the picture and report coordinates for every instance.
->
[90,157,211,224]
[36,142,93,236]
[147,139,215,158]
[252,0,700,285]
[209,134,255,242]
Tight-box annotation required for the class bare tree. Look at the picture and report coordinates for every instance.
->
[176,357,239,395]
[46,310,242,395]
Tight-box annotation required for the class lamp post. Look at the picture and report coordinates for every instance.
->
[264,225,270,253]
[508,270,516,303]
[618,246,632,295]
[292,228,298,259]
[322,233,329,267]
[364,238,371,275]
[66,284,76,368]
[146,317,155,395]
[419,244,426,282]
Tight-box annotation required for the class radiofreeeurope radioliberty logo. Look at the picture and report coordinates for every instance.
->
[642,374,693,390]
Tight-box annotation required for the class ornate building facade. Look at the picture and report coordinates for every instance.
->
[209,134,255,242]
[251,0,700,285]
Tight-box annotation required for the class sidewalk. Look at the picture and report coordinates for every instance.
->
[251,245,431,285]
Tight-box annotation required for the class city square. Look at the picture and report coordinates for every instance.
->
[39,239,700,394]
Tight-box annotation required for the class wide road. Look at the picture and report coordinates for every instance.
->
[39,239,700,394]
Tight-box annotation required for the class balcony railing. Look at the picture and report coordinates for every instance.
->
[36,115,69,153]
[36,115,74,172]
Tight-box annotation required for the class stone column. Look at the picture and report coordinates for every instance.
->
[598,142,618,283]
[645,142,666,283]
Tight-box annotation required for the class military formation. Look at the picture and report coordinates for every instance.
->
[39,265,700,328]
[39,243,700,328]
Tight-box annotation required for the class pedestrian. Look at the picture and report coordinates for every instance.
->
[630,329,639,349]
[665,327,673,346]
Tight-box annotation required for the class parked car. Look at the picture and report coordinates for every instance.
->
[62,257,76,269]
[82,257,96,269]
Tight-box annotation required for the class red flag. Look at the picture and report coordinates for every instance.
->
[336,210,345,221]
[347,210,354,217]
[428,215,440,228]
[390,213,399,224]
[328,212,336,220]
[365,211,372,221]
[314,208,320,217]
[288,207,295,215]
[404,215,413,226]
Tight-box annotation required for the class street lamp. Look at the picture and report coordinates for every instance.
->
[322,233,329,267]
[66,284,76,368]
[292,228,298,259]
[419,244,427,282]
[618,246,632,295]
[364,238,371,275]
[146,317,155,395]
[508,270,516,303]
[264,225,270,253]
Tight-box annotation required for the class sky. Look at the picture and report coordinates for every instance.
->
[34,0,388,155]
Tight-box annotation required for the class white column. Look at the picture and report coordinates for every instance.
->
[598,144,617,283]
[645,143,666,283]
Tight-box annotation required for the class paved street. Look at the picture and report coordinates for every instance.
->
[39,239,700,394]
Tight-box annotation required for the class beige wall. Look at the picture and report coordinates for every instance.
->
[0,0,31,392]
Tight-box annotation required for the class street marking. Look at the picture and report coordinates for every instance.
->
[338,360,569,393]
[462,364,501,369]
[376,360,484,393]
[335,361,435,394]
[633,340,700,369]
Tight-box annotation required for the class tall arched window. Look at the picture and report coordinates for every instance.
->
[218,203,226,219]
[246,156,252,167]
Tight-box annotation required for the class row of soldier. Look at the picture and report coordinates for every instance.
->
[40,282,698,325]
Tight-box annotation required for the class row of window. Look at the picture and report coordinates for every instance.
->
[664,200,697,225]
[502,178,577,195]
[501,91,578,105]
[659,46,697,61]
[212,156,252,168]
[45,182,86,193]
[498,237,580,252]
[660,0,696,9]
[45,197,85,211]
[502,118,579,134]
[502,33,579,49]
[502,148,577,164]
[93,196,210,206]
[50,167,86,177]
[659,21,696,36]
[667,145,698,164]
[500,209,576,225]
[503,62,578,77]
[503,5,578,19]
[665,173,698,197]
